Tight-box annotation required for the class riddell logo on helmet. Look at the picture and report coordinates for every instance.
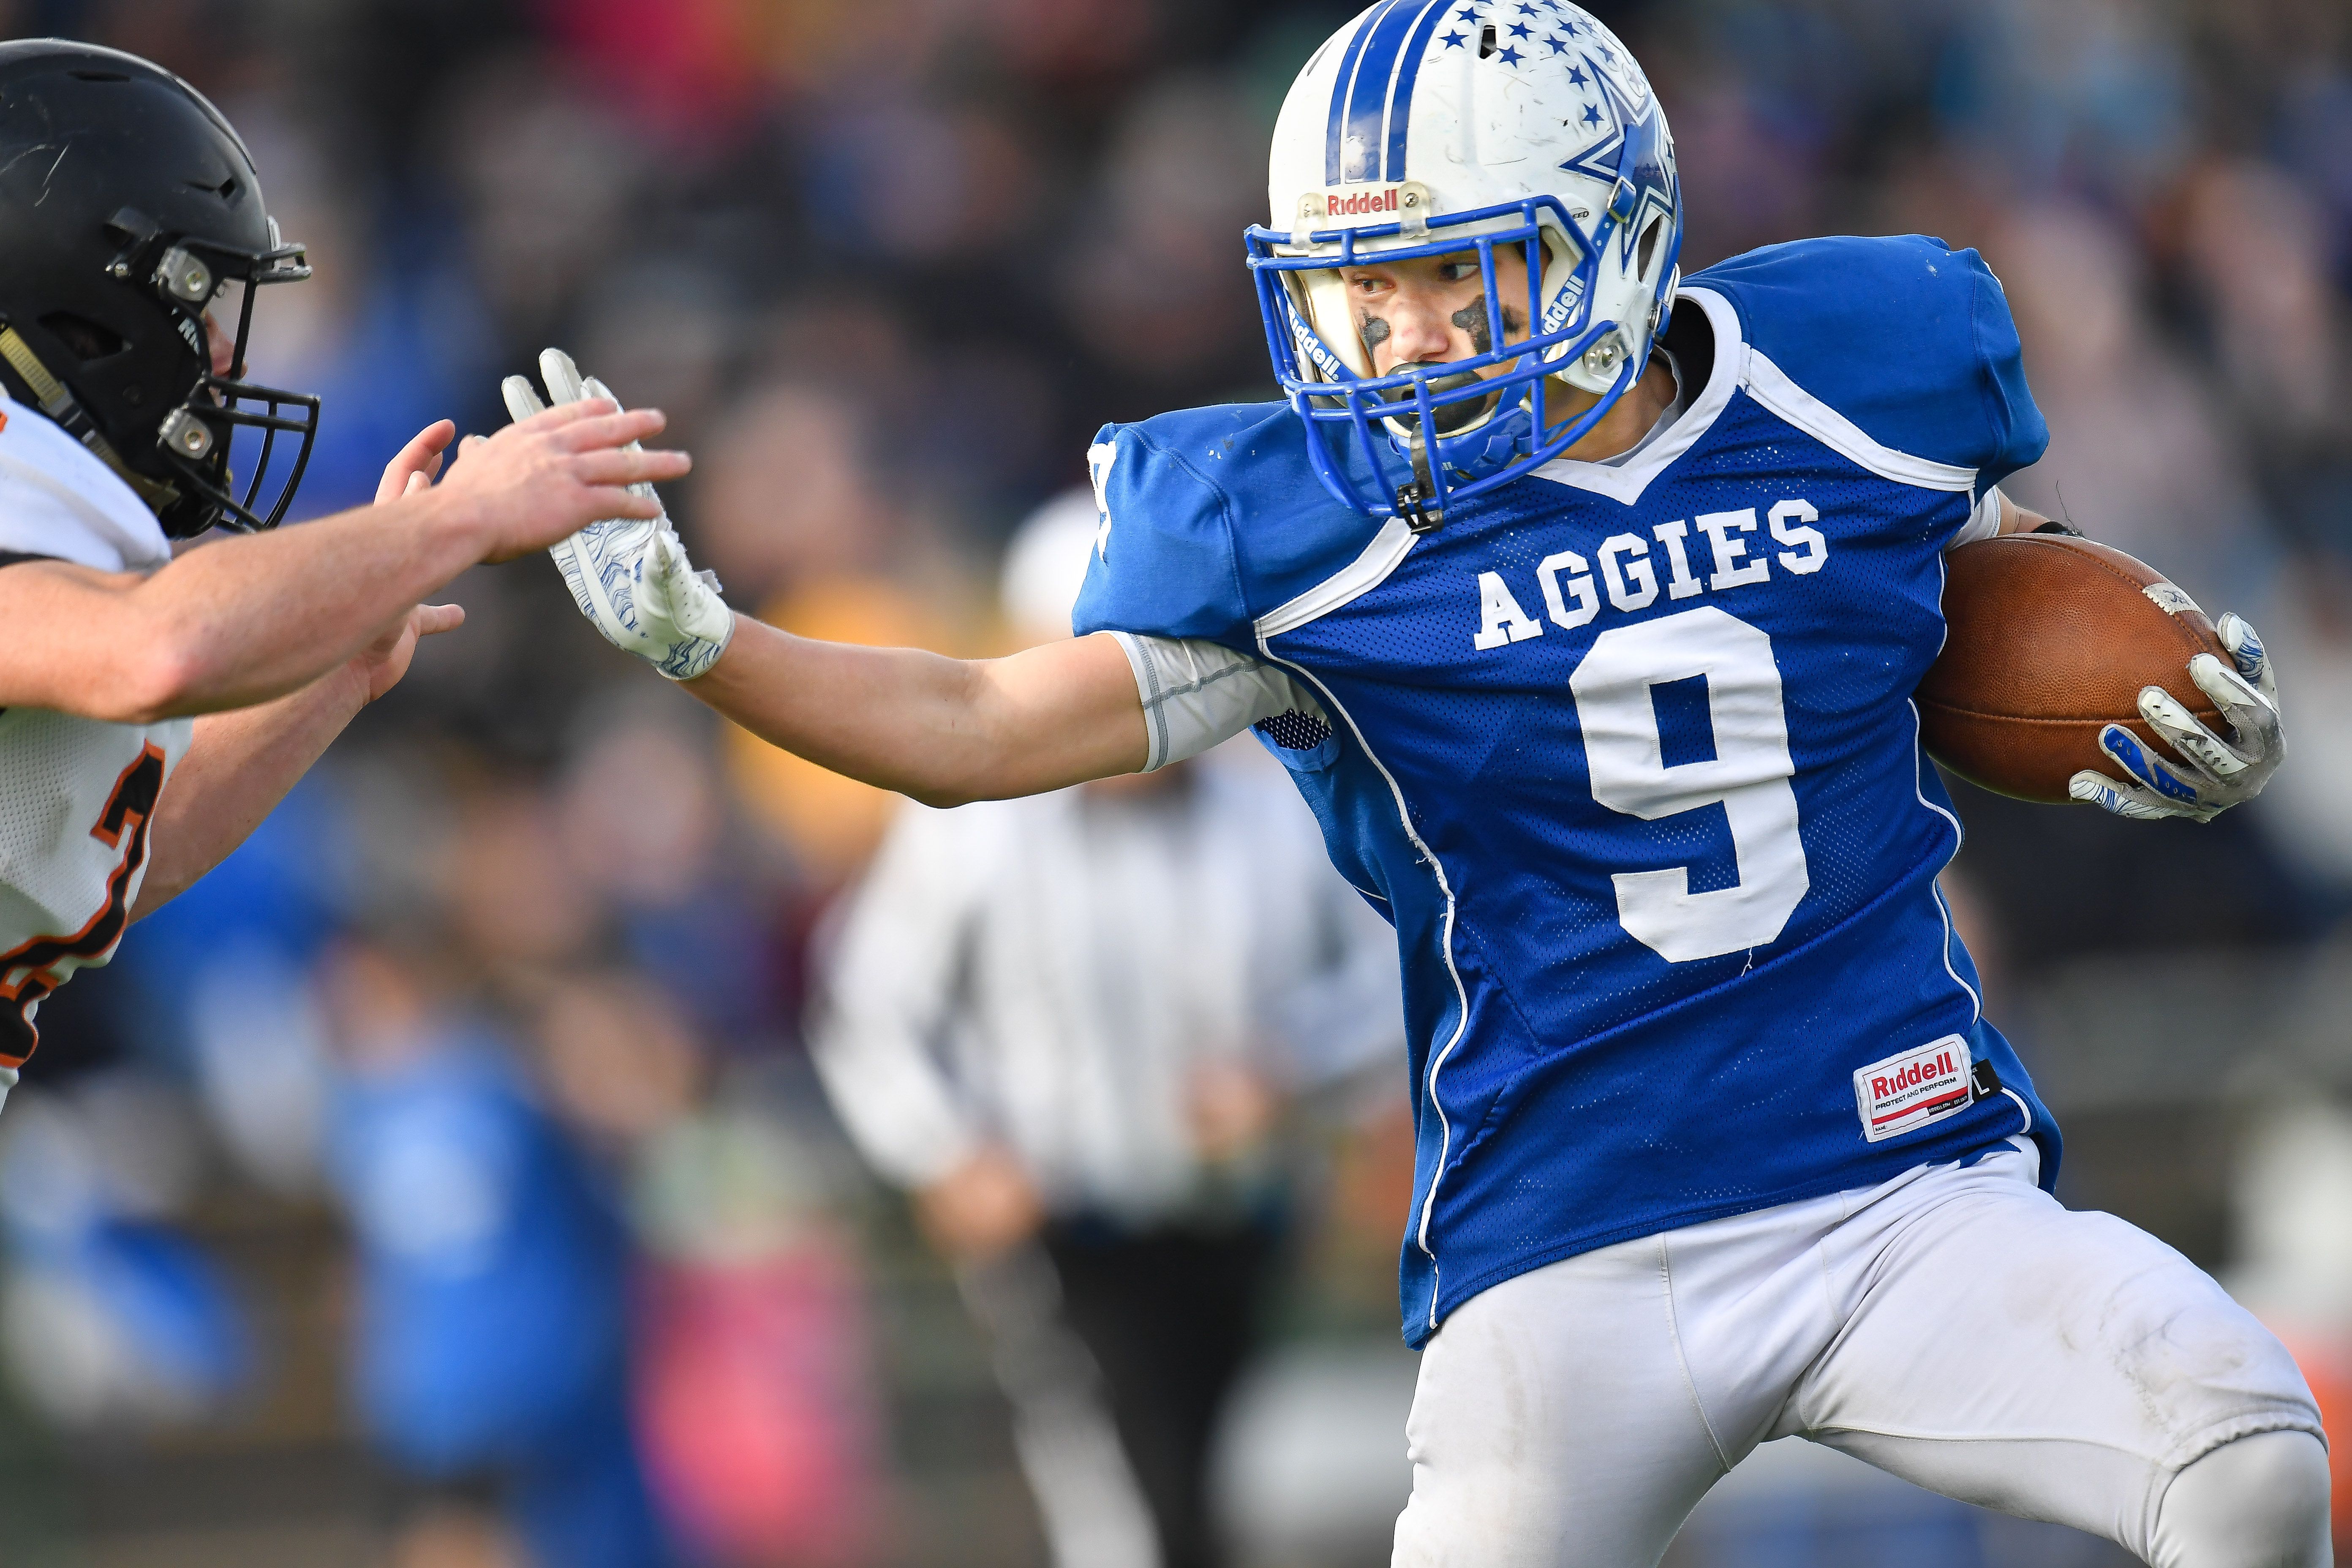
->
[1852,1035,1974,1143]
[1284,297,1351,383]
[1325,187,1400,217]
[1300,183,1426,226]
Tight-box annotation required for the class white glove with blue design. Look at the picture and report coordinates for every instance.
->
[2068,613,2282,823]
[501,349,735,681]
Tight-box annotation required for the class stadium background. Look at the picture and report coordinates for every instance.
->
[3,0,2351,1563]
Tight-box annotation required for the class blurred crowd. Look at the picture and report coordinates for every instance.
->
[3,0,2352,1564]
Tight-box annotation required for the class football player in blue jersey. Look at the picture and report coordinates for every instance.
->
[516,4,2319,1562]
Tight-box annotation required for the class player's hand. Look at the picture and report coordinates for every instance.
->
[349,602,465,704]
[503,348,735,682]
[435,397,690,564]
[2069,613,2282,823]
[374,420,456,504]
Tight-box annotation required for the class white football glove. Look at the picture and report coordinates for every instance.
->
[501,348,735,682]
[2069,612,2282,823]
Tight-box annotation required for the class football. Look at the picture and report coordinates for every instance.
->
[1916,534,2229,803]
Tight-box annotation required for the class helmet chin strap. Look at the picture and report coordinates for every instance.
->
[1399,433,1443,534]
[0,325,181,515]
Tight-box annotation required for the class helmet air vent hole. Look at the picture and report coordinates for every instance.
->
[68,70,131,83]
[1480,24,1497,57]
[40,313,125,362]
[1637,215,1665,280]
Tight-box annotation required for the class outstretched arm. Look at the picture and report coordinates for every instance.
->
[0,401,688,723]
[687,624,1147,807]
[504,348,1148,806]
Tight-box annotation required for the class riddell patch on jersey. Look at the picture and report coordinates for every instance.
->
[1854,1036,1974,1143]
[2144,581,2202,618]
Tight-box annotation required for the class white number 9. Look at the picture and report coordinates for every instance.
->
[1568,607,1810,963]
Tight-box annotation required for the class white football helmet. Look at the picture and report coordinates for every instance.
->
[1246,0,1681,528]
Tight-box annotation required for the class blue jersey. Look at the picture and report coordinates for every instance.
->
[1074,235,2061,1345]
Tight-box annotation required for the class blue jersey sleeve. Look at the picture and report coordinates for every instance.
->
[1693,234,2050,495]
[1070,420,1257,651]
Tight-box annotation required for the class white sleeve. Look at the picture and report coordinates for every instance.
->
[807,805,986,1189]
[0,397,172,572]
[1948,485,2006,551]
[1106,631,1333,771]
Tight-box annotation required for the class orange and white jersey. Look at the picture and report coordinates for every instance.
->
[0,388,189,1094]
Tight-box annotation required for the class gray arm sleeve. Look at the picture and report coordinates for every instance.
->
[1106,632,1333,771]
[1949,485,2006,550]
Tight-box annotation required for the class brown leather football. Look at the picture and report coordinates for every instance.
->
[1917,534,2227,803]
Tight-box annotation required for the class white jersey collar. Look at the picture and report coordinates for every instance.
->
[0,388,172,572]
[1527,287,1745,508]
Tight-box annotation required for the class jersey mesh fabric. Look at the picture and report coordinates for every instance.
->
[0,709,187,969]
[1256,712,1334,751]
[0,711,86,892]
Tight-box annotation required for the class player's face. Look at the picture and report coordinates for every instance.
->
[201,310,233,378]
[1337,247,1533,379]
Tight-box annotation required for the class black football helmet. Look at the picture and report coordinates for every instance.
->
[0,40,318,538]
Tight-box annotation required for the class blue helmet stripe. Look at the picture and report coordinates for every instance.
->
[1381,1,1452,181]
[1329,0,1418,185]
[1323,3,1396,185]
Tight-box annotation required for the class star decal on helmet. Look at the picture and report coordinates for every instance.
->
[1443,29,1468,47]
[1565,64,1588,86]
[1496,44,1524,65]
[1556,58,1676,262]
[1544,35,1572,54]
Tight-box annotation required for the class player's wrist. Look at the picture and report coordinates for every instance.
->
[670,608,739,684]
[329,651,377,715]
[395,479,503,568]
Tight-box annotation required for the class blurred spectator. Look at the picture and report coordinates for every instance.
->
[438,52,650,357]
[692,378,906,605]
[1993,201,2270,608]
[573,261,741,454]
[0,1074,250,1430]
[810,494,1403,1568]
[322,936,675,1568]
[1060,76,1269,393]
[556,699,783,1045]
[530,972,887,1568]
[631,1101,887,1567]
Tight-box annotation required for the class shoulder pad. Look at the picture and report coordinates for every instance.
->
[1074,401,1376,647]
[1693,235,2048,491]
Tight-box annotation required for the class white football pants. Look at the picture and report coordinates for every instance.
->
[1391,1142,2329,1567]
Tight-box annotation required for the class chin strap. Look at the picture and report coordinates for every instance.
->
[1398,433,1444,534]
[0,325,180,514]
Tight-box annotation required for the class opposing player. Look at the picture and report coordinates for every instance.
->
[0,41,688,1104]
[519,5,2318,1562]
